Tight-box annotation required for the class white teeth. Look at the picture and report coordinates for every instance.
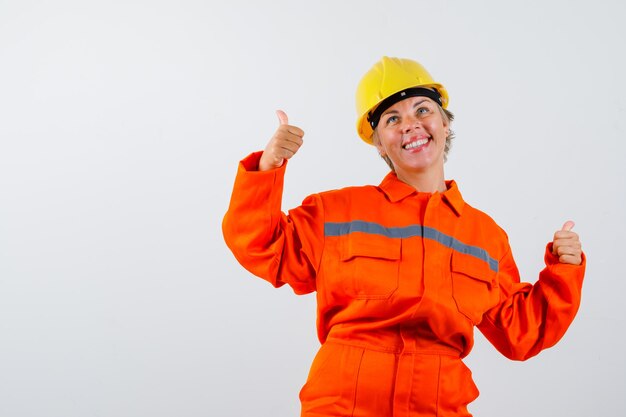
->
[404,138,429,149]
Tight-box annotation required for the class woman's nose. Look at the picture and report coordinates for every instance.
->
[402,117,420,133]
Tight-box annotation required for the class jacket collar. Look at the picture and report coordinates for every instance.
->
[378,172,465,216]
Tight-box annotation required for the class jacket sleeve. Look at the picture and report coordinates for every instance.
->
[478,243,586,361]
[222,152,325,295]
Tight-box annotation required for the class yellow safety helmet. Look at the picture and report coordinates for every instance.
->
[355,56,449,144]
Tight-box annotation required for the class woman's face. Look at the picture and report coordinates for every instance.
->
[374,96,449,177]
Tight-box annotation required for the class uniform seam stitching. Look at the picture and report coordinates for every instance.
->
[317,193,326,274]
[349,348,365,417]
[435,355,442,417]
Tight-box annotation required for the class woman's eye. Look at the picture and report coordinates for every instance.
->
[386,115,399,124]
[417,107,430,115]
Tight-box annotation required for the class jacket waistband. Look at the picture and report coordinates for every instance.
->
[326,324,461,357]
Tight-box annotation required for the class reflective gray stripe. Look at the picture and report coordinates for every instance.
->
[325,220,499,272]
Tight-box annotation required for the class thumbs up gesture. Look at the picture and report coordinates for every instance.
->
[258,110,305,171]
[552,221,583,265]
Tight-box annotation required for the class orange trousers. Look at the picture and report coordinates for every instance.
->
[300,341,477,417]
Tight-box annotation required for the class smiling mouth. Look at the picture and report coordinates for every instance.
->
[403,137,430,150]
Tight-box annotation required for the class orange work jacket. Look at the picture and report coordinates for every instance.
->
[222,152,586,417]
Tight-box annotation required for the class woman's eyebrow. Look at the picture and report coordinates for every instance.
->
[413,99,429,107]
[382,99,432,117]
[381,109,399,117]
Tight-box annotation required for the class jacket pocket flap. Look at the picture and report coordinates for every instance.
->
[341,236,401,261]
[451,252,497,286]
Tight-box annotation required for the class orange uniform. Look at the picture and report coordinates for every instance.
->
[222,152,586,417]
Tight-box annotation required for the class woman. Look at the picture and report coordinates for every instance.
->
[222,56,585,417]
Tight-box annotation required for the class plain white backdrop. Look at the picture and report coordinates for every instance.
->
[1,0,625,416]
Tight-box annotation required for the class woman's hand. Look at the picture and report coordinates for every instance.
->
[258,110,304,171]
[552,221,583,265]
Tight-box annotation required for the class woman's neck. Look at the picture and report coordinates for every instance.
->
[395,168,446,193]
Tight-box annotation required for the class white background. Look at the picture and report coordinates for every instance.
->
[1,1,625,416]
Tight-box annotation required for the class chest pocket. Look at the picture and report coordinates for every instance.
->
[450,252,500,324]
[340,236,401,299]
